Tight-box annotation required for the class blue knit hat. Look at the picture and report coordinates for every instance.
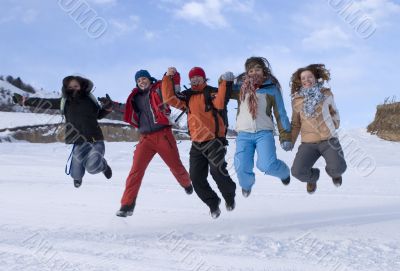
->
[135,70,156,83]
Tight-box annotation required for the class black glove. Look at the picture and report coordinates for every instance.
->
[98,94,113,111]
[12,93,24,105]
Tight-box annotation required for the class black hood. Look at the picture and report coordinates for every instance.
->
[61,75,94,98]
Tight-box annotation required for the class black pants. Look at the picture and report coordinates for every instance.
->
[190,138,236,209]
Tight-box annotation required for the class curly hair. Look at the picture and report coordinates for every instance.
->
[244,57,281,91]
[290,64,331,95]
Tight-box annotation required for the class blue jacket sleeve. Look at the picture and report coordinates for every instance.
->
[271,86,292,142]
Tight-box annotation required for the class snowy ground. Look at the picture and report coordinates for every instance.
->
[0,129,399,271]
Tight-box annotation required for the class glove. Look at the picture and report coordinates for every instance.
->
[172,72,181,92]
[97,94,113,111]
[221,71,235,82]
[281,141,293,151]
[172,71,181,85]
[12,93,25,105]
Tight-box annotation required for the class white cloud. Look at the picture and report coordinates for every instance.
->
[302,25,352,50]
[144,31,157,40]
[341,0,400,24]
[87,0,117,5]
[0,7,38,25]
[109,15,140,35]
[174,0,254,29]
[176,0,228,28]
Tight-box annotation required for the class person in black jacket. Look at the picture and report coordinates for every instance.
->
[13,75,113,188]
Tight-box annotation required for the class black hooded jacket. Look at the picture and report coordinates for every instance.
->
[25,76,110,144]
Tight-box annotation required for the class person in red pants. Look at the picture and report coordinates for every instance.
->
[116,70,192,217]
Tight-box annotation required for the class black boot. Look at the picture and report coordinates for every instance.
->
[210,199,221,219]
[242,188,251,198]
[184,184,193,195]
[281,175,290,186]
[332,176,342,187]
[225,198,236,211]
[74,179,82,188]
[103,164,112,179]
[307,182,317,194]
[116,202,135,217]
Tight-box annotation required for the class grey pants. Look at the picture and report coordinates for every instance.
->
[291,138,347,183]
[70,141,107,181]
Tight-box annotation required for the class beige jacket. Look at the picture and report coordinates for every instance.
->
[291,88,340,143]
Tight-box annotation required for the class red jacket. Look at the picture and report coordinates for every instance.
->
[123,81,171,128]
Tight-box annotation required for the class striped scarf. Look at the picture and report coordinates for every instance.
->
[240,74,265,120]
[298,83,325,118]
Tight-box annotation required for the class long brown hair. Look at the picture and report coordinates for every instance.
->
[290,64,330,95]
[243,57,281,91]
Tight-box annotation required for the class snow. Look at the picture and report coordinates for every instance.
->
[0,129,400,271]
[0,78,59,98]
[0,112,126,130]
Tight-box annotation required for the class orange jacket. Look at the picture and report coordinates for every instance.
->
[162,75,228,142]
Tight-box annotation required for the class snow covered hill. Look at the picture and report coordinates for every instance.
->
[0,77,59,112]
[0,129,399,271]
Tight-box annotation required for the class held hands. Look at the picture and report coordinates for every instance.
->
[166,67,177,76]
[97,94,113,111]
[220,71,235,82]
[166,67,180,86]
[12,93,25,106]
[281,141,293,152]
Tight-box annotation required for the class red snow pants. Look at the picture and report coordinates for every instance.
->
[120,127,191,206]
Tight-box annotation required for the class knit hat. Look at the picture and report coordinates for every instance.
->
[188,67,206,79]
[135,70,155,83]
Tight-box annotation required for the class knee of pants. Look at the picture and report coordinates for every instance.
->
[256,159,278,174]
[291,165,307,180]
[210,161,230,177]
[326,162,347,178]
[85,156,105,174]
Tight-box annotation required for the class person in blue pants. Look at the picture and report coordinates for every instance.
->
[232,57,293,197]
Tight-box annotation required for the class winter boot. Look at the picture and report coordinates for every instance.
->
[225,198,236,212]
[281,176,290,186]
[307,182,317,194]
[210,199,221,219]
[242,188,251,198]
[116,202,135,217]
[74,179,82,188]
[184,184,193,195]
[103,164,112,179]
[332,176,342,187]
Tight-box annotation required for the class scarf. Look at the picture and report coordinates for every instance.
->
[298,83,325,118]
[239,74,265,120]
[191,82,207,91]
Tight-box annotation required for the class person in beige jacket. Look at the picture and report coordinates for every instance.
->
[290,64,347,194]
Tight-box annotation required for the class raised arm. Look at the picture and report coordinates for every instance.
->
[213,72,235,109]
[24,97,62,111]
[97,94,114,119]
[161,68,186,110]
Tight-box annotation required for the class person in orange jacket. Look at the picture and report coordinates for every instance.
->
[162,67,236,219]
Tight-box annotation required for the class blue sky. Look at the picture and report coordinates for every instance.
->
[1,0,399,127]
